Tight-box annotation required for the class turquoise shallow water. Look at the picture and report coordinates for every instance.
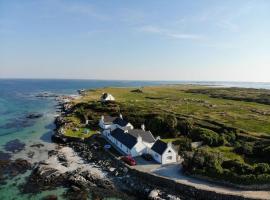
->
[0,79,269,200]
[0,79,169,200]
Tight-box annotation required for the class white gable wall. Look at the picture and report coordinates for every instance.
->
[161,146,177,164]
[99,120,117,131]
[130,141,147,157]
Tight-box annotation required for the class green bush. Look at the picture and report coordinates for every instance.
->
[183,147,270,185]
[223,131,236,144]
[177,118,194,135]
[255,163,270,174]
[222,160,254,175]
[234,142,254,156]
[174,137,192,154]
[190,128,223,146]
[145,114,178,137]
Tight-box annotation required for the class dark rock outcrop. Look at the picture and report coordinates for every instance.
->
[26,113,43,119]
[4,139,25,153]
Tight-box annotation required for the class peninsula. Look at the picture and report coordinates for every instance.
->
[48,85,270,199]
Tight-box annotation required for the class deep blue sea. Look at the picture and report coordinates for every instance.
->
[0,79,269,199]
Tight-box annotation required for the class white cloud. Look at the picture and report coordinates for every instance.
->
[137,25,203,40]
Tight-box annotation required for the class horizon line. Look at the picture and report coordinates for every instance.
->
[0,77,269,84]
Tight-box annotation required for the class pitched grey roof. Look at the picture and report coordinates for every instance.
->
[151,140,168,155]
[128,129,156,143]
[111,128,137,149]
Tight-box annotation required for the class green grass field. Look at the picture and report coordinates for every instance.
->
[65,85,270,185]
[76,85,270,136]
[64,127,97,138]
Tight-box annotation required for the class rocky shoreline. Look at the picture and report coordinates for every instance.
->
[0,93,185,200]
[1,91,268,200]
[48,115,186,200]
[48,94,187,199]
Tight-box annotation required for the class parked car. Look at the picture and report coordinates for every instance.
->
[121,155,136,166]
[141,153,152,161]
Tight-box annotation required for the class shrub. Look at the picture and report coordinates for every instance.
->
[234,142,254,156]
[177,118,194,135]
[190,128,223,146]
[145,114,178,137]
[175,138,192,155]
[255,163,270,174]
[222,160,254,175]
[223,131,236,144]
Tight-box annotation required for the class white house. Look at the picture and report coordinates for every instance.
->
[99,115,133,135]
[99,115,117,130]
[128,125,156,150]
[108,128,146,157]
[99,114,178,164]
[100,93,115,102]
[150,139,177,164]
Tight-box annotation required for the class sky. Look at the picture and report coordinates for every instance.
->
[0,0,270,82]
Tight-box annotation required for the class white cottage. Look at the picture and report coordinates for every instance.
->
[109,128,146,157]
[100,93,115,102]
[150,139,177,164]
[99,115,133,134]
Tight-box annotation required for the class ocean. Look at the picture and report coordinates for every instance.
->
[0,79,269,200]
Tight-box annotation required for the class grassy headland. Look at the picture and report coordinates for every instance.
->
[63,85,270,186]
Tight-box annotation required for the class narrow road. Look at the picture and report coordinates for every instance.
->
[152,164,270,200]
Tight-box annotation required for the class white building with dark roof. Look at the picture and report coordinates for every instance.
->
[100,115,178,164]
[99,115,133,134]
[109,128,146,157]
[100,93,115,102]
[150,139,177,164]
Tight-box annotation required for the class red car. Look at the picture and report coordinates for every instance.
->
[121,155,136,166]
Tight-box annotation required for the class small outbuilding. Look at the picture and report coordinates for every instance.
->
[100,93,115,102]
[150,140,177,164]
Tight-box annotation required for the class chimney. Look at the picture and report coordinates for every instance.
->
[141,124,145,131]
[101,115,104,121]
[168,142,172,147]
[119,113,123,119]
[137,136,142,142]
[156,136,161,140]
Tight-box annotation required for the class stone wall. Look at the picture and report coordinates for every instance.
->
[127,168,260,200]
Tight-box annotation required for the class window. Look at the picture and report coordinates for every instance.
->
[167,156,172,160]
[168,150,171,153]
